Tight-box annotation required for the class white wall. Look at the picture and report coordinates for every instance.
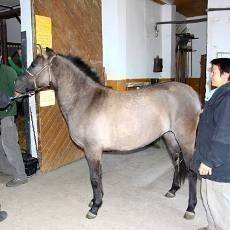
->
[102,0,127,80]
[6,18,21,43]
[126,0,146,77]
[20,0,38,158]
[187,16,207,77]
[208,0,230,8]
[126,0,162,78]
[102,1,208,80]
[161,4,176,78]
[206,0,230,98]
[102,0,163,80]
[145,0,162,78]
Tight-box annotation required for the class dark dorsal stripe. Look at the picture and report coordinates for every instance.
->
[60,54,100,83]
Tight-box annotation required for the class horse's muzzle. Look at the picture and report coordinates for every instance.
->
[14,76,28,94]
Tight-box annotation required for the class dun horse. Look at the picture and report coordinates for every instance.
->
[15,49,201,219]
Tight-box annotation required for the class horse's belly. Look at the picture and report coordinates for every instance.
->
[101,112,169,151]
[103,126,164,151]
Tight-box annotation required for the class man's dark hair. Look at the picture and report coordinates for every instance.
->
[211,58,230,75]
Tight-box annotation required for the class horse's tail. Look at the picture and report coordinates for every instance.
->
[177,151,188,186]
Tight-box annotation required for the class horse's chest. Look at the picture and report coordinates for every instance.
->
[68,125,85,148]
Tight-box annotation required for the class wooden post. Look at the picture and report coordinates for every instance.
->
[0,19,7,63]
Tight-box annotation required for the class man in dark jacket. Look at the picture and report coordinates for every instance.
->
[191,58,230,230]
[0,91,10,222]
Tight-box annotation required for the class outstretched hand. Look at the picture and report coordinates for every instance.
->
[198,162,212,176]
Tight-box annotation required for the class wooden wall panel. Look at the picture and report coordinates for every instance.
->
[37,104,84,172]
[33,0,102,172]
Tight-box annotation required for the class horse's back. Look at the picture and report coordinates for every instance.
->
[114,81,201,117]
[149,82,200,109]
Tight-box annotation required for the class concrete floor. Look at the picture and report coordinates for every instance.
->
[0,145,207,230]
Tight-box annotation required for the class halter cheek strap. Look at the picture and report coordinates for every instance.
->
[25,55,57,90]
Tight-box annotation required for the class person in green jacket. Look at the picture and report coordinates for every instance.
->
[8,49,25,75]
[0,55,28,187]
[8,48,31,158]
[8,48,25,75]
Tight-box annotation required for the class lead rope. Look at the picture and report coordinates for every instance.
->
[15,55,57,165]
[176,152,183,176]
[170,131,185,185]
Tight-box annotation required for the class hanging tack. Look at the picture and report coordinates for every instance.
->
[153,56,163,72]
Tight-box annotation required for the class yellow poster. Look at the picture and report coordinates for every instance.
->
[35,15,52,48]
[39,90,56,107]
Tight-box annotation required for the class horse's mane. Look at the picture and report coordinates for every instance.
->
[60,54,100,83]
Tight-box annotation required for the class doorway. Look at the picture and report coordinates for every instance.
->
[0,1,28,155]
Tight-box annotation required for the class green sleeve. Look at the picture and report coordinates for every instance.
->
[8,58,24,75]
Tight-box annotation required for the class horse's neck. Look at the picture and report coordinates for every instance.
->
[52,60,103,118]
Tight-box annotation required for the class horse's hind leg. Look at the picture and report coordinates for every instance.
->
[175,135,198,219]
[85,147,103,219]
[184,169,197,219]
[163,131,187,198]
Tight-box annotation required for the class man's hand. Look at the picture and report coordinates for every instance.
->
[198,162,212,176]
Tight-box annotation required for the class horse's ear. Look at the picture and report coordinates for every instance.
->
[46,47,54,53]
[36,45,55,57]
[45,47,56,59]
[36,44,43,55]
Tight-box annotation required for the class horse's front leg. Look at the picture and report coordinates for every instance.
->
[85,148,103,219]
[184,169,197,220]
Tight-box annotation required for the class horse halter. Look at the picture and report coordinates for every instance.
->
[25,55,57,90]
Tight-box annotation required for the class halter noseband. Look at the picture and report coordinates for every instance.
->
[25,55,57,90]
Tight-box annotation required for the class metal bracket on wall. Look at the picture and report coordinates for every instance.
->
[0,4,20,23]
[207,8,230,12]
[154,17,207,37]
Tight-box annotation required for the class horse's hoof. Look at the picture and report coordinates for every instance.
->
[184,211,195,220]
[86,211,97,219]
[88,200,93,208]
[165,191,175,198]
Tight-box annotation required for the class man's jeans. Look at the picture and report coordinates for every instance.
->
[0,116,26,179]
[201,178,230,230]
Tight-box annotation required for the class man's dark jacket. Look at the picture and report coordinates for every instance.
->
[191,82,230,182]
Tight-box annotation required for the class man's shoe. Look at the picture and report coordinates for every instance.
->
[0,211,7,222]
[6,178,28,187]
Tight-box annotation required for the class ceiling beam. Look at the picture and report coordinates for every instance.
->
[153,0,174,4]
[153,0,165,5]
[0,4,14,10]
[0,8,20,20]
[0,4,20,9]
